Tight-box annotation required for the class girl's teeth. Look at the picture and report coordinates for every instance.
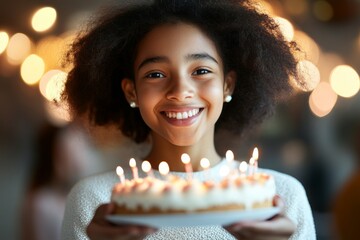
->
[166,109,199,119]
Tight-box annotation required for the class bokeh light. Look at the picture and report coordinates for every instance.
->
[256,0,275,15]
[44,101,71,126]
[330,65,360,98]
[20,54,45,85]
[31,7,57,32]
[309,81,338,117]
[0,31,9,54]
[273,16,294,41]
[282,0,309,17]
[293,30,320,64]
[6,33,32,65]
[293,60,321,92]
[312,0,334,22]
[45,70,67,102]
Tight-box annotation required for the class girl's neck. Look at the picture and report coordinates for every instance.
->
[145,134,221,172]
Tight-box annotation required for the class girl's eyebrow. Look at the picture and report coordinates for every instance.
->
[137,53,219,71]
[185,53,219,64]
[138,56,169,70]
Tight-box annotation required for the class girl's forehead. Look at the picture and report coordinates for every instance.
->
[134,22,222,67]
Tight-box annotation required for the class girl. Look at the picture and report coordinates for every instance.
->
[61,0,315,239]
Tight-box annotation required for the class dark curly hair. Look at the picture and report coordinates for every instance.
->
[62,0,302,143]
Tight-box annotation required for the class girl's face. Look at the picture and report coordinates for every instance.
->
[123,23,234,146]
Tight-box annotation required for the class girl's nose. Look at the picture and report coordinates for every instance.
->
[166,74,194,101]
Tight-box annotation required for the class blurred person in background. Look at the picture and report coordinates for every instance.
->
[20,118,150,240]
[333,122,360,240]
[20,121,100,240]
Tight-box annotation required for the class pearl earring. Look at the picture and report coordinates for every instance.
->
[130,101,137,108]
[224,95,232,103]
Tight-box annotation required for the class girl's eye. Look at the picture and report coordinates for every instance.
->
[146,72,165,78]
[193,69,211,75]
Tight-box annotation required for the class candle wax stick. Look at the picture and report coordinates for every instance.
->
[181,153,193,181]
[129,158,139,179]
[116,166,126,184]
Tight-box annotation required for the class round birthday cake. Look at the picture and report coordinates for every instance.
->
[111,162,276,215]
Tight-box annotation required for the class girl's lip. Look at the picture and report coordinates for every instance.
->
[162,108,202,120]
[160,108,204,126]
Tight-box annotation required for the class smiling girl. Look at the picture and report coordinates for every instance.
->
[61,1,315,239]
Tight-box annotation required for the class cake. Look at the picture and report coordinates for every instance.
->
[111,162,276,215]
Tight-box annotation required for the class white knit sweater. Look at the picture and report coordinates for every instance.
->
[61,160,316,239]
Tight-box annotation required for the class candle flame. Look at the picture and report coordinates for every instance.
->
[225,150,234,162]
[200,158,210,169]
[252,147,259,160]
[129,158,137,168]
[239,161,248,173]
[141,160,151,173]
[181,153,191,164]
[116,166,124,176]
[159,161,170,175]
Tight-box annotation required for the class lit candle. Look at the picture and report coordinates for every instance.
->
[200,158,210,170]
[141,160,154,178]
[181,153,193,181]
[225,150,234,165]
[239,161,248,178]
[200,158,211,180]
[249,157,255,176]
[116,166,126,184]
[159,161,170,180]
[129,158,139,179]
[252,147,259,173]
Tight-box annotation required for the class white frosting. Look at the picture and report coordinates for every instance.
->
[111,171,276,212]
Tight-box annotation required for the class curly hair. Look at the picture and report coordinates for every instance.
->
[62,0,301,143]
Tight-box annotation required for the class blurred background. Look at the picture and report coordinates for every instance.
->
[0,0,359,239]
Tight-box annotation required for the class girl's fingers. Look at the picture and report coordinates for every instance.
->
[273,195,285,214]
[87,203,157,240]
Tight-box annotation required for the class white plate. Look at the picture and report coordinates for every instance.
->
[106,207,281,228]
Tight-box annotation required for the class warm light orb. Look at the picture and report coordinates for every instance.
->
[159,161,170,176]
[141,161,152,173]
[0,31,9,54]
[31,7,57,32]
[44,100,71,126]
[330,65,360,98]
[6,33,32,65]
[313,0,333,21]
[225,150,234,162]
[273,16,294,41]
[309,81,337,117]
[256,1,274,15]
[252,147,259,160]
[283,0,309,17]
[293,60,321,92]
[239,161,248,173]
[181,153,191,164]
[200,158,210,170]
[129,158,137,168]
[45,70,67,102]
[20,54,45,85]
[293,30,320,64]
[39,69,61,98]
[116,166,124,176]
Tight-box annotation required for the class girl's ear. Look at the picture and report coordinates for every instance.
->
[224,70,236,97]
[121,78,138,104]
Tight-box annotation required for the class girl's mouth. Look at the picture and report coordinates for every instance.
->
[163,108,203,120]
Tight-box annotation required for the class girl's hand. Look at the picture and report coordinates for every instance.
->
[224,195,296,240]
[86,203,157,240]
